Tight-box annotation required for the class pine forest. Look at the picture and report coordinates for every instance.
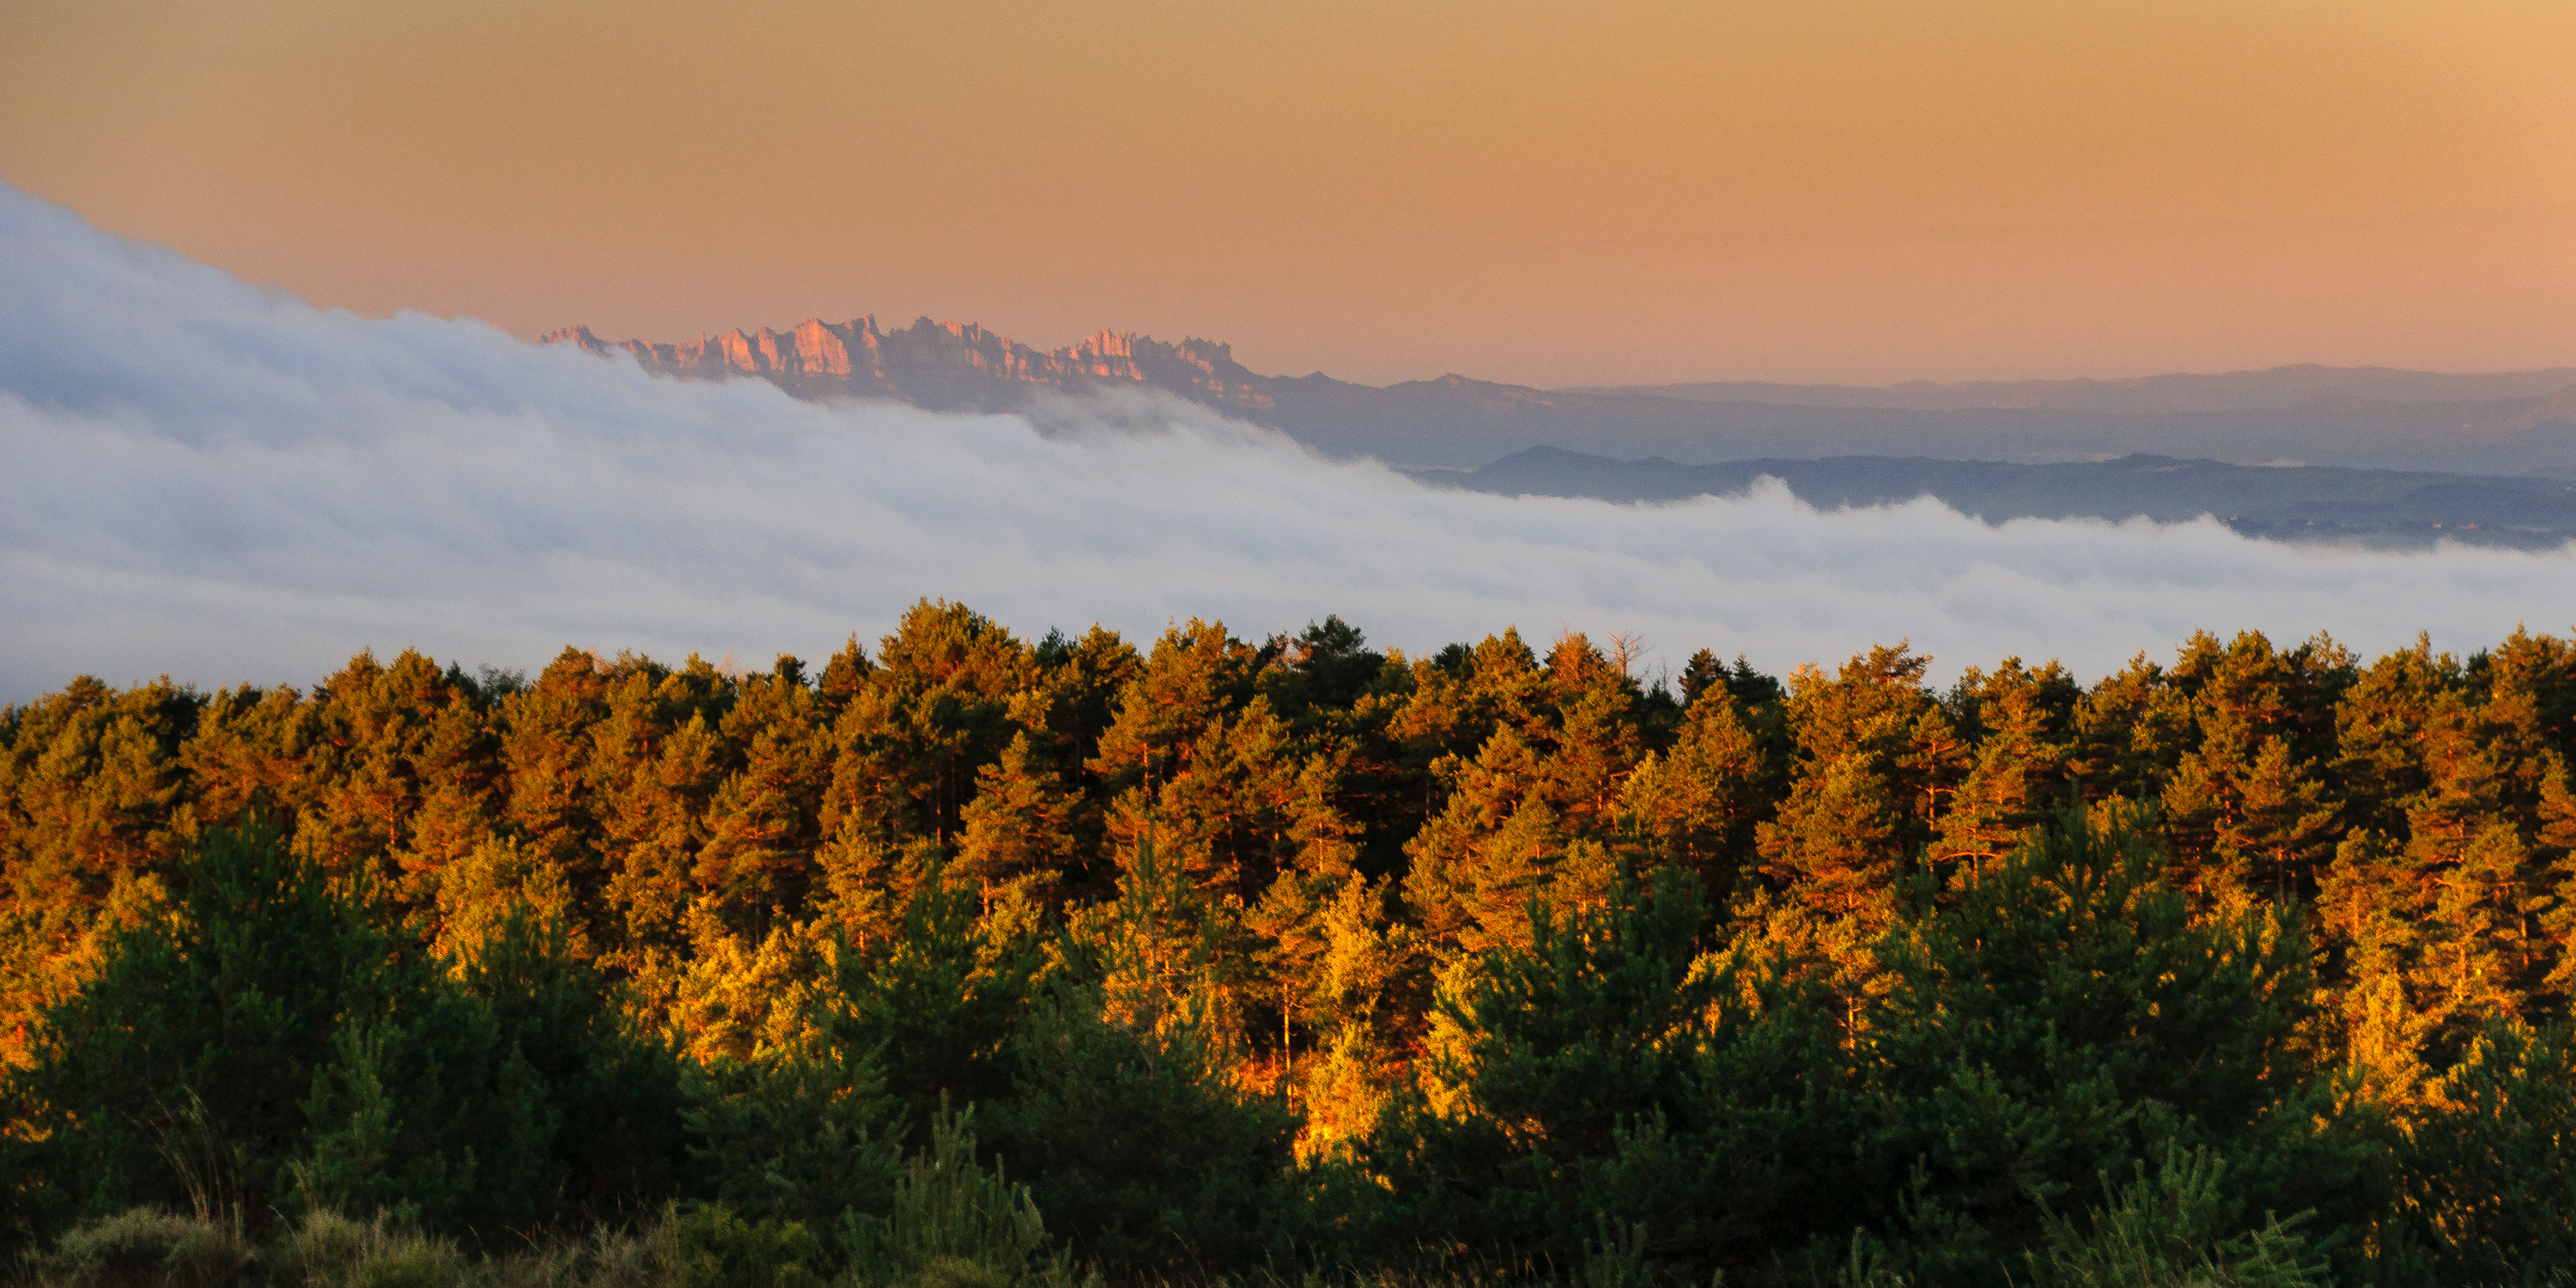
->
[12,602,2576,1287]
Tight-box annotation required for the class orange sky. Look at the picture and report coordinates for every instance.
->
[3,0,2571,386]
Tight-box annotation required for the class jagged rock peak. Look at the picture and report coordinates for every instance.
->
[544,313,1277,412]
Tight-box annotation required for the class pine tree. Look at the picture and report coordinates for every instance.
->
[2216,735,2340,905]
[0,677,206,1072]
[500,647,613,877]
[1678,648,1728,708]
[1261,615,1388,729]
[2314,827,2441,1103]
[1756,645,1955,934]
[1382,629,1547,779]
[1619,688,1770,896]
[1934,659,2076,880]
[2331,636,2461,836]
[1403,725,1574,956]
[1867,806,2342,1282]
[12,823,413,1230]
[292,651,462,891]
[696,659,831,930]
[2478,624,2576,763]
[591,656,732,957]
[954,731,1078,908]
[1026,624,1143,783]
[2397,694,2552,1030]
[1087,618,1263,798]
[1242,754,1382,1063]
[178,682,319,835]
[1537,633,1647,838]
[1,677,203,907]
[2534,753,2576,1005]
[2065,652,2193,803]
[816,633,875,717]
[824,600,1031,846]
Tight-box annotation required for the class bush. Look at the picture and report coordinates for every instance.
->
[13,1209,255,1288]
[846,878,1040,1122]
[11,824,416,1233]
[679,999,905,1234]
[9,825,686,1248]
[2385,1021,2576,1284]
[661,1206,825,1288]
[837,1103,1088,1288]
[1361,866,1862,1281]
[1857,806,2356,1284]
[986,984,1299,1279]
[265,1211,469,1288]
[2021,1145,2322,1288]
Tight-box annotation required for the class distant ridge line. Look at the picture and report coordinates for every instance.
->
[542,316,1276,414]
[544,314,2576,473]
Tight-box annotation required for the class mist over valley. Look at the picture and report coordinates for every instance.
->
[556,314,2576,544]
[9,183,2576,700]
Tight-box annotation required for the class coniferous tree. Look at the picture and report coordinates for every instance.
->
[1862,806,2349,1285]
[27,618,2576,1278]
[1366,865,1861,1280]
[1404,724,1582,957]
[826,601,1031,846]
[10,823,400,1230]
[2387,1020,2576,1280]
[293,651,459,894]
[500,647,612,878]
[592,655,732,958]
[1934,659,2076,880]
[393,682,505,907]
[2065,652,2194,804]
[990,833,1299,1274]
[696,659,830,930]
[1757,645,1957,937]
[955,731,1080,909]
[1619,688,1771,898]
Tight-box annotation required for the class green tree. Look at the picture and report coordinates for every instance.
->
[9,823,412,1232]
[696,659,831,930]
[1860,807,2350,1285]
[826,601,1035,847]
[2386,1020,2576,1281]
[1934,659,2077,880]
[1365,866,1862,1280]
[1757,645,1960,936]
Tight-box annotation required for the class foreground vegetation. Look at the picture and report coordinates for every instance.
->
[9,605,2576,1285]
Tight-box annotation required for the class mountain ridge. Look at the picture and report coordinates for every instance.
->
[1416,446,2576,549]
[545,316,2576,473]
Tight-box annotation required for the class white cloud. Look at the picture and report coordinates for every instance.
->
[5,183,2573,702]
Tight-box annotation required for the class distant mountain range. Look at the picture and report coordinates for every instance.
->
[545,315,2576,544]
[1416,447,2576,549]
[544,316,2576,475]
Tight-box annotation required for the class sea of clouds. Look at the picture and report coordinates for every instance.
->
[4,182,2573,702]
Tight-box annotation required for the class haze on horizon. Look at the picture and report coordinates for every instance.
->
[13,179,2576,706]
[3,0,2570,389]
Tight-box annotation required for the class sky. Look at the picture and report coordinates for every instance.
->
[3,0,2571,387]
[10,181,2576,702]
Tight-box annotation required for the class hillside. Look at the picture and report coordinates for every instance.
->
[1417,447,2576,548]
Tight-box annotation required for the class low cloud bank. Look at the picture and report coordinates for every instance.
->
[5,184,2573,702]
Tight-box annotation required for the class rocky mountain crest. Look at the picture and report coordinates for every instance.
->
[542,316,1273,413]
[545,314,2576,474]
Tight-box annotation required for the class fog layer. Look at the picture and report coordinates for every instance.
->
[4,185,2572,701]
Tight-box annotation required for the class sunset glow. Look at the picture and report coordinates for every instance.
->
[5,0,2569,385]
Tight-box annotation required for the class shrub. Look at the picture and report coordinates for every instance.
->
[837,1103,1087,1288]
[14,1209,255,1288]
